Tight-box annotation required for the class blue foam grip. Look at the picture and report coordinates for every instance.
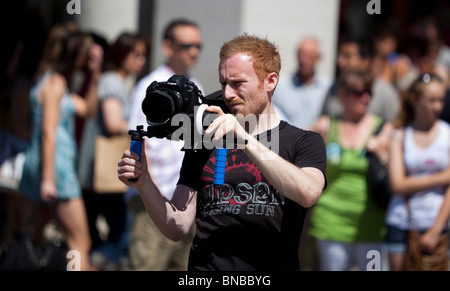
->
[130,140,141,161]
[129,140,141,182]
[214,148,227,186]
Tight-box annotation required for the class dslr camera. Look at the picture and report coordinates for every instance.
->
[128,74,230,185]
[129,74,230,148]
[143,74,209,139]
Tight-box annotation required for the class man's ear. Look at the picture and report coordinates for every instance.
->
[162,39,173,58]
[266,72,278,92]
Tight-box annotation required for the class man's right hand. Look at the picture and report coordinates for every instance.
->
[117,139,148,189]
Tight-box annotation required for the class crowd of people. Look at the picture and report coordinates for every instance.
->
[0,18,205,271]
[1,12,450,271]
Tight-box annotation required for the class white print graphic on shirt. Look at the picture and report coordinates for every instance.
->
[199,182,284,218]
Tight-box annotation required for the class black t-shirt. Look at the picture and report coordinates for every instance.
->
[178,121,327,271]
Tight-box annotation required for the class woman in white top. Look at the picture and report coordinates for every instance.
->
[386,73,450,270]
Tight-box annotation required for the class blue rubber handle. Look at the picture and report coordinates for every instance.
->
[130,140,141,161]
[129,139,142,182]
[214,148,227,186]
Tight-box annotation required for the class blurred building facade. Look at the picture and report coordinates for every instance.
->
[3,1,450,96]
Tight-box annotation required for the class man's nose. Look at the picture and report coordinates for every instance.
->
[222,84,236,100]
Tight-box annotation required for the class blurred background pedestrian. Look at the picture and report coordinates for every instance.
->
[321,37,400,124]
[274,36,332,130]
[78,32,149,270]
[385,73,450,271]
[309,69,393,271]
[18,21,103,271]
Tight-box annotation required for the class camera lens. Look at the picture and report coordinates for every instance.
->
[142,90,176,125]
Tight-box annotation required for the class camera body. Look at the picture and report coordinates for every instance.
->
[140,74,202,139]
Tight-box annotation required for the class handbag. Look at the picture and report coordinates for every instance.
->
[366,151,392,208]
[402,199,449,271]
[0,227,68,271]
[0,130,27,192]
[365,122,393,208]
[403,229,448,271]
[93,134,130,193]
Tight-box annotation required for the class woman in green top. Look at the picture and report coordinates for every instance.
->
[309,70,393,271]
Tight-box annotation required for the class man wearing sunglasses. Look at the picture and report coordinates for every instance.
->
[126,18,203,271]
[161,19,203,79]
